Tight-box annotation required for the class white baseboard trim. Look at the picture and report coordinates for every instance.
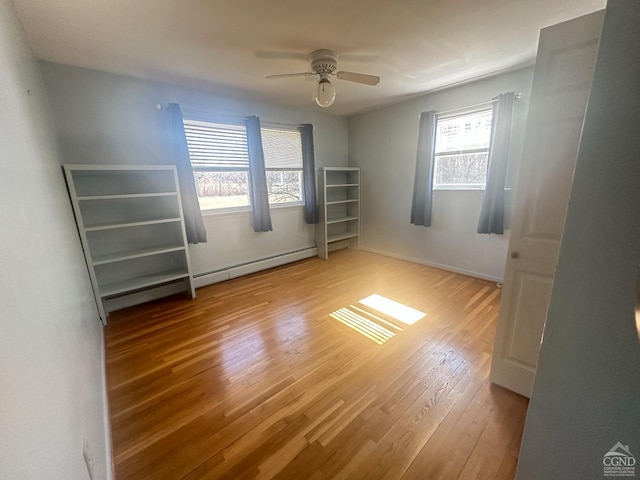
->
[360,246,504,283]
[193,270,230,287]
[194,246,318,288]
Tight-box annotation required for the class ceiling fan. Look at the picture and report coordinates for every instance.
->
[265,49,380,108]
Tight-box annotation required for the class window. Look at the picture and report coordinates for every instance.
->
[434,109,493,189]
[261,127,303,205]
[183,119,251,210]
[183,119,304,211]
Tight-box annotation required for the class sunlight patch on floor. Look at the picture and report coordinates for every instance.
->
[349,304,404,332]
[330,307,396,345]
[359,294,426,325]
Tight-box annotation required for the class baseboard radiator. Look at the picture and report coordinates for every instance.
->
[193,246,318,288]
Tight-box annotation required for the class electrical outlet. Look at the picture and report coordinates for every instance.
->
[82,439,94,480]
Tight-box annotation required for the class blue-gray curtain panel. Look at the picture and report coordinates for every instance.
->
[300,124,319,224]
[410,111,438,227]
[167,103,208,244]
[477,92,516,234]
[245,116,272,232]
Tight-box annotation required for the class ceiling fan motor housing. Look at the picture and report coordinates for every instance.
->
[310,49,338,75]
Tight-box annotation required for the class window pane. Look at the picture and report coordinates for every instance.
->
[262,128,303,169]
[183,120,249,169]
[266,170,302,204]
[434,153,488,186]
[433,108,493,188]
[193,170,250,210]
[436,110,492,153]
[184,118,306,208]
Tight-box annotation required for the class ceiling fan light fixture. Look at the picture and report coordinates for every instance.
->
[314,77,336,108]
[265,49,380,107]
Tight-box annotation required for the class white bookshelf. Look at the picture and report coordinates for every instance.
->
[63,165,196,323]
[315,167,360,259]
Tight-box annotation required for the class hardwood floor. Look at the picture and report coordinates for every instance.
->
[105,249,528,480]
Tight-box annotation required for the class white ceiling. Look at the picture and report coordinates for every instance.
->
[13,0,605,116]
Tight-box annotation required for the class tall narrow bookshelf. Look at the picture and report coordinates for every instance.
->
[315,167,360,259]
[63,165,196,324]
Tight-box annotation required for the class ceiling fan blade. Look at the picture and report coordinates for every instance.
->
[265,72,314,79]
[335,71,380,86]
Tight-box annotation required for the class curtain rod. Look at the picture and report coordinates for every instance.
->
[159,103,304,129]
[435,92,523,119]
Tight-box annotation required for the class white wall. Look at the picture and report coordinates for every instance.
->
[39,62,349,276]
[517,1,640,477]
[348,68,534,281]
[0,1,109,478]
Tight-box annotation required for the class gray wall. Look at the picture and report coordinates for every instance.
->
[517,1,640,477]
[39,62,349,275]
[0,1,109,478]
[349,68,534,281]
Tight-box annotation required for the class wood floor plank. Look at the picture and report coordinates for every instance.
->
[104,249,528,480]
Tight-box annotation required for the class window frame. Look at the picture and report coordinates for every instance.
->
[182,116,305,214]
[183,117,253,214]
[433,107,493,191]
[261,124,305,208]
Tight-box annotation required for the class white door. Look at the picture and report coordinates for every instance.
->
[490,11,604,398]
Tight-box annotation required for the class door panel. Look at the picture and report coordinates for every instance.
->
[507,273,553,368]
[528,121,584,237]
[490,11,604,397]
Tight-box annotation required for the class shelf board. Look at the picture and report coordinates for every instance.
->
[326,199,359,205]
[326,216,359,225]
[327,232,359,243]
[99,270,190,297]
[319,167,360,171]
[84,217,181,232]
[92,245,186,266]
[326,183,359,188]
[77,192,177,201]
